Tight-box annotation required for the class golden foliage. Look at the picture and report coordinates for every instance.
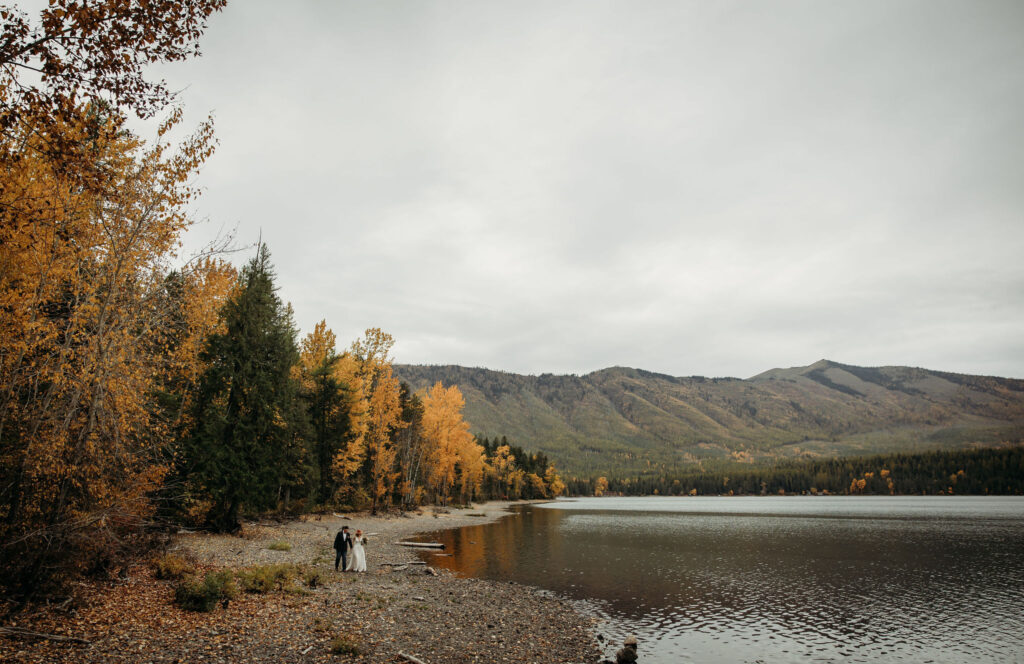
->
[331,328,405,513]
[0,100,222,588]
[544,465,567,497]
[421,382,480,504]
[299,320,337,375]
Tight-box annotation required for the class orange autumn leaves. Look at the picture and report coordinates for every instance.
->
[320,326,487,510]
[1,0,230,588]
[0,105,235,586]
[421,381,483,505]
[301,323,567,512]
[848,469,896,495]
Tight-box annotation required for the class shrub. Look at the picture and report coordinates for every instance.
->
[303,568,324,589]
[174,571,237,612]
[237,563,300,593]
[153,553,194,580]
[267,540,292,551]
[329,636,362,656]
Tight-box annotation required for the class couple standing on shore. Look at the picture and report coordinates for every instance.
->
[333,525,367,572]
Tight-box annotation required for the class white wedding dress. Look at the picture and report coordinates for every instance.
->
[347,537,367,572]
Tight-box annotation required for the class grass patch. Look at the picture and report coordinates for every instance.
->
[237,563,300,593]
[329,636,362,656]
[267,540,292,551]
[302,567,324,589]
[236,563,324,594]
[153,553,194,580]
[174,571,237,612]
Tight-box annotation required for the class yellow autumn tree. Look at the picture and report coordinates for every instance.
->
[0,106,221,591]
[157,258,237,430]
[343,328,404,514]
[298,321,363,504]
[0,0,228,593]
[487,444,516,500]
[527,472,548,499]
[544,465,567,497]
[421,382,480,505]
[456,434,487,504]
[330,352,368,484]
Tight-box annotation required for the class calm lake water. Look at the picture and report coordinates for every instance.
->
[416,496,1024,663]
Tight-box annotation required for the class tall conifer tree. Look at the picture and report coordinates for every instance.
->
[185,244,307,531]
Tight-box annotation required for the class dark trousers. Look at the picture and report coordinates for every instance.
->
[335,548,347,571]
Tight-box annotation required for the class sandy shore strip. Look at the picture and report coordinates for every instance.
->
[0,501,602,663]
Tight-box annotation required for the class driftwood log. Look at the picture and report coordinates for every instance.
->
[395,541,444,549]
[381,561,426,567]
[398,651,428,664]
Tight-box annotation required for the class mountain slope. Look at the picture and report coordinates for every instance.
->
[394,361,1024,476]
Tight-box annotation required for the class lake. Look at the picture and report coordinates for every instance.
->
[416,496,1024,663]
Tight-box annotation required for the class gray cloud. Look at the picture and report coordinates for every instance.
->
[145,0,1024,378]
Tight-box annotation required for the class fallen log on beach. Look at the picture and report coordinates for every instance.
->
[398,652,429,664]
[395,541,445,549]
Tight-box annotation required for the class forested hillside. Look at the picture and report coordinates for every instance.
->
[394,361,1024,475]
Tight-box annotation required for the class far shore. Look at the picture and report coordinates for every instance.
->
[0,500,601,664]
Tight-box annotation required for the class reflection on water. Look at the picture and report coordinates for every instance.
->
[417,497,1024,663]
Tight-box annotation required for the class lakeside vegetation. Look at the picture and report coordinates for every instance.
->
[566,446,1024,497]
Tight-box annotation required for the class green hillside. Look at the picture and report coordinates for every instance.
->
[394,360,1024,476]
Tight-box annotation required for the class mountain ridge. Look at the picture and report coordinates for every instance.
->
[393,360,1024,476]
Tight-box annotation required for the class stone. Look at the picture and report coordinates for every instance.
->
[615,634,639,663]
[615,647,638,664]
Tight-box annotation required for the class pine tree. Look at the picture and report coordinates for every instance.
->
[184,244,307,531]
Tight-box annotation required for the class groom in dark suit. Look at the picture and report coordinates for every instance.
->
[333,525,353,571]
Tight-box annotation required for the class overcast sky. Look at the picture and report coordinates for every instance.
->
[144,0,1023,378]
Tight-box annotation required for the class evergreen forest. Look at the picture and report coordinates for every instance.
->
[566,446,1024,497]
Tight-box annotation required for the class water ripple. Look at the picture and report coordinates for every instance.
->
[421,497,1024,663]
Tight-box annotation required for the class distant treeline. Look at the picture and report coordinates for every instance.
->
[566,446,1024,496]
[476,436,563,500]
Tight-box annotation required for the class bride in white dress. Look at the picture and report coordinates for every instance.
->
[347,529,367,572]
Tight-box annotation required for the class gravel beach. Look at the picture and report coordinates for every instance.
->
[0,502,602,663]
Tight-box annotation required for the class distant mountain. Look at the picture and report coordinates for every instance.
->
[394,360,1024,476]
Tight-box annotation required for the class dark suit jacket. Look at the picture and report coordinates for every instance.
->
[333,531,352,551]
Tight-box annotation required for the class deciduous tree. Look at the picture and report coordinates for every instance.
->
[0,104,221,593]
[348,328,403,514]
[422,383,479,505]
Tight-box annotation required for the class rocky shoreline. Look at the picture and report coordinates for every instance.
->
[0,502,602,663]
